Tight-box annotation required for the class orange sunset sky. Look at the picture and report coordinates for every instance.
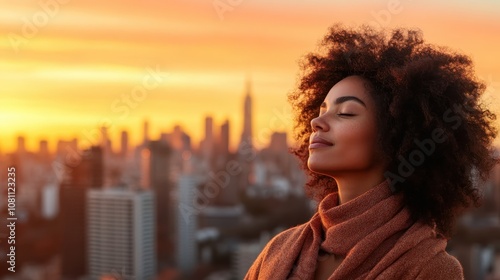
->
[1,0,499,153]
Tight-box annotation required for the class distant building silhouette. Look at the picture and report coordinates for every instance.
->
[143,119,150,146]
[201,116,215,164]
[56,139,78,160]
[120,130,129,159]
[219,119,230,157]
[39,139,50,163]
[237,78,255,191]
[240,79,253,150]
[100,126,113,159]
[206,116,214,141]
[211,155,241,206]
[171,125,191,151]
[17,135,26,155]
[148,140,175,268]
[59,146,103,279]
[269,132,287,153]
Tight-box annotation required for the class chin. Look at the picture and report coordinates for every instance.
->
[307,160,332,176]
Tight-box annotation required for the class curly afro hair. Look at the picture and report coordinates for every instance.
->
[288,24,498,238]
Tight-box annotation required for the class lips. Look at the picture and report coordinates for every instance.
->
[309,135,334,149]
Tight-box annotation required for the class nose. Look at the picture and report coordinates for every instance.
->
[311,115,329,132]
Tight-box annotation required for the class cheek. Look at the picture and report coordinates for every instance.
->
[338,123,378,158]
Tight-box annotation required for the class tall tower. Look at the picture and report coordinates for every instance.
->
[148,140,174,266]
[237,78,255,189]
[120,130,129,158]
[87,188,156,280]
[59,146,103,279]
[100,126,112,155]
[143,119,150,146]
[177,174,199,276]
[39,139,50,163]
[17,135,26,154]
[240,79,253,149]
[201,116,214,163]
[220,119,230,156]
[205,116,214,147]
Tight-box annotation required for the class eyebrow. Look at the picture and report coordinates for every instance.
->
[333,95,367,107]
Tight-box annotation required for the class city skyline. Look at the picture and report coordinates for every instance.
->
[2,1,500,153]
[1,78,275,155]
[0,85,309,278]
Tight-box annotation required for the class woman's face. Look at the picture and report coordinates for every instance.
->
[307,75,384,177]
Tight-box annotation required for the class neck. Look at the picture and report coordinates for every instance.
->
[333,171,387,205]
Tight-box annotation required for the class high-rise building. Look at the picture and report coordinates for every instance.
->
[100,126,112,155]
[143,120,150,146]
[205,116,214,147]
[201,116,214,162]
[56,139,78,159]
[120,130,129,158]
[269,132,287,153]
[148,140,174,266]
[140,148,151,189]
[39,139,50,163]
[267,132,294,179]
[240,79,253,149]
[238,79,255,190]
[149,140,170,189]
[17,135,26,154]
[10,136,26,188]
[87,188,156,280]
[177,174,199,276]
[219,119,230,156]
[41,183,58,219]
[59,146,103,279]
[172,125,191,151]
[210,157,241,206]
[182,132,192,152]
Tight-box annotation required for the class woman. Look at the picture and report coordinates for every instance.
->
[245,24,498,279]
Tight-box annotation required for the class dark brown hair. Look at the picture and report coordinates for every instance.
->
[288,24,498,237]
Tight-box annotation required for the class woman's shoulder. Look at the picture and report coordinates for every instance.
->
[244,222,310,279]
[416,250,464,280]
[261,222,309,253]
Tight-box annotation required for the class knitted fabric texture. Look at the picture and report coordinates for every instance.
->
[244,179,464,280]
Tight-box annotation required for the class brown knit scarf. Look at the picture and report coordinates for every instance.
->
[245,179,455,279]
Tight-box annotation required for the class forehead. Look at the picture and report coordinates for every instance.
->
[324,75,373,106]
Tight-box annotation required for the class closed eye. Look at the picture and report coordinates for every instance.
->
[337,113,356,117]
